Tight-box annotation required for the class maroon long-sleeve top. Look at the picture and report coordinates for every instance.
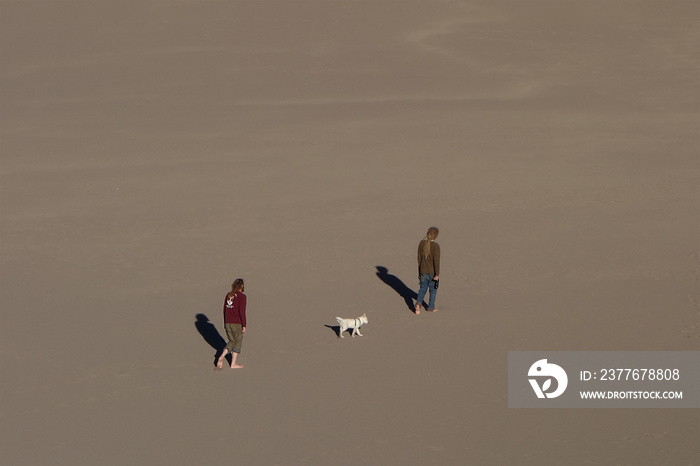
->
[223,292,247,327]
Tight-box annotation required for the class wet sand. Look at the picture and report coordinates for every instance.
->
[1,1,698,464]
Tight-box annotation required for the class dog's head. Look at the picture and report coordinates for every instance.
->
[360,313,369,325]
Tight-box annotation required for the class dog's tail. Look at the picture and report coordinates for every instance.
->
[335,317,343,325]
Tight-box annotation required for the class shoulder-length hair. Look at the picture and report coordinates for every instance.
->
[228,278,245,297]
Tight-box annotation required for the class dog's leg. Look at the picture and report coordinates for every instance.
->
[356,329,363,336]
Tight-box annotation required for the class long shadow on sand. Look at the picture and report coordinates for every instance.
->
[195,314,231,367]
[324,324,359,338]
[376,265,421,312]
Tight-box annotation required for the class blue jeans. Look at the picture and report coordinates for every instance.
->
[416,273,438,310]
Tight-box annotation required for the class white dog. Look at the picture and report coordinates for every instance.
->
[335,313,368,338]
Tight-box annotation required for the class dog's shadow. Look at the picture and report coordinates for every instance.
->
[195,313,232,367]
[325,325,345,338]
[376,265,421,312]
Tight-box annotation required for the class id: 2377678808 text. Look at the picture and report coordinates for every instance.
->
[580,368,680,381]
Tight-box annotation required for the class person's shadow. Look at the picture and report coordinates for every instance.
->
[194,314,231,367]
[376,266,421,312]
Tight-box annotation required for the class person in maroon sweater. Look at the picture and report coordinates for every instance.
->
[216,278,247,369]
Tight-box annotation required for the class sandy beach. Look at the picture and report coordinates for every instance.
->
[1,1,698,464]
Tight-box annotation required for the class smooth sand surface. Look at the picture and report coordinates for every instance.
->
[1,1,698,465]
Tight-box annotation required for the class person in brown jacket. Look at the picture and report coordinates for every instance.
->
[415,227,440,314]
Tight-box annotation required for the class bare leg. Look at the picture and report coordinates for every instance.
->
[216,349,229,368]
[230,352,244,369]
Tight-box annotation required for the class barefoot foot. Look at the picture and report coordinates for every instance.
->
[230,364,244,369]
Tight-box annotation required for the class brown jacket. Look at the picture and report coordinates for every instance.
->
[417,239,440,275]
